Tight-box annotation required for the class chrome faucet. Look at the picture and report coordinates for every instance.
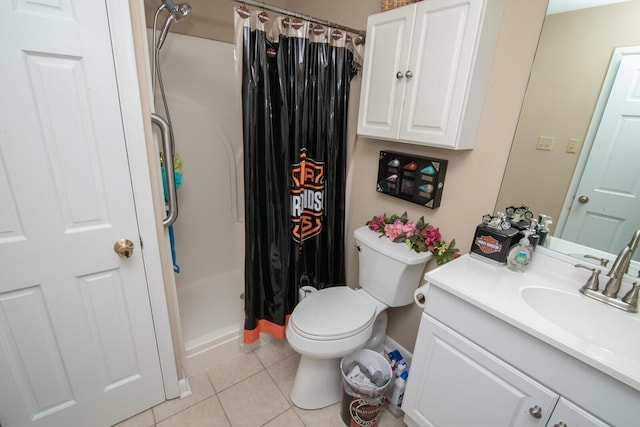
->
[575,229,640,313]
[603,230,640,298]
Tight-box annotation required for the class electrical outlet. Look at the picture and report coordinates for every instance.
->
[536,136,555,151]
[566,138,580,153]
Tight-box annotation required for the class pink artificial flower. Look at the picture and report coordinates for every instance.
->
[384,220,404,241]
[368,215,386,232]
[385,220,417,240]
[421,225,441,245]
[402,221,417,238]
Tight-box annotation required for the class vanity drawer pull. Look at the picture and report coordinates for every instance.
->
[553,423,567,427]
[529,405,543,419]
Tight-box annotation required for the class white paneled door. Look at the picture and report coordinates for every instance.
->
[561,50,640,255]
[0,1,165,426]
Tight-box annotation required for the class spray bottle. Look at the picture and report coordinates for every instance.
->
[388,371,409,416]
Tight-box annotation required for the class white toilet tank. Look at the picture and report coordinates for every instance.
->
[354,226,432,307]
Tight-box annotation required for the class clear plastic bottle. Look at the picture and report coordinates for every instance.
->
[507,231,533,272]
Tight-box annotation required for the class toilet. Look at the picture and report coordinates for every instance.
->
[285,226,431,409]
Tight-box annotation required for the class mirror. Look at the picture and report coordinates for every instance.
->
[496,0,640,269]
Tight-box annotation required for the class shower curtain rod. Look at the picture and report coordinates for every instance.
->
[233,0,367,39]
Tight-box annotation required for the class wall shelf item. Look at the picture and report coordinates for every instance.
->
[376,151,447,208]
[357,0,505,149]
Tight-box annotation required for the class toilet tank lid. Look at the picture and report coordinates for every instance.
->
[354,226,432,265]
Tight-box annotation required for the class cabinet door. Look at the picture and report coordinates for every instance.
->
[546,398,611,427]
[403,314,559,427]
[399,0,484,147]
[357,5,415,140]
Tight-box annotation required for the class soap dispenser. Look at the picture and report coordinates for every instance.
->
[507,230,534,272]
[538,215,552,247]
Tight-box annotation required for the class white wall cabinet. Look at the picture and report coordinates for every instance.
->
[357,0,504,149]
[402,285,615,427]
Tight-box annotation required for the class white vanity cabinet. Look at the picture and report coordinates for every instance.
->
[403,313,559,426]
[357,0,505,149]
[403,311,611,427]
[547,399,610,427]
[402,270,640,427]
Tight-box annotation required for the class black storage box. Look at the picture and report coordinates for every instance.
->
[469,224,522,265]
[376,151,447,209]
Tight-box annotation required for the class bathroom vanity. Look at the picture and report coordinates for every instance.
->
[403,251,640,427]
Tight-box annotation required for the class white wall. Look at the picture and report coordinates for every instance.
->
[152,32,244,286]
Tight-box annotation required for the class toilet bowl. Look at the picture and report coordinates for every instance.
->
[285,226,431,410]
[286,286,387,409]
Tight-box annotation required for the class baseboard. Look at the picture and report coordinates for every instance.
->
[178,371,192,399]
[383,336,413,369]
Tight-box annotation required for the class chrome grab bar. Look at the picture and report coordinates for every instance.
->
[151,113,178,227]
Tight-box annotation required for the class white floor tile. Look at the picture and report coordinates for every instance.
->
[266,353,300,404]
[254,338,296,368]
[206,351,264,392]
[218,371,290,427]
[111,409,154,427]
[156,396,230,427]
[293,402,345,427]
[152,371,215,422]
[261,408,305,427]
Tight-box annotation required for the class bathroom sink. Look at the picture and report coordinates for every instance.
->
[520,286,640,359]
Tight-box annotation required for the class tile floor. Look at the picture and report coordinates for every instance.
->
[114,340,407,427]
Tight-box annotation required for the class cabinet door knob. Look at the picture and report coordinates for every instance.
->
[553,423,567,427]
[528,405,542,419]
[578,195,589,204]
[396,71,404,79]
[405,70,414,78]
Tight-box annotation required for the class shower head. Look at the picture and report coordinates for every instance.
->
[156,2,192,49]
[170,2,192,21]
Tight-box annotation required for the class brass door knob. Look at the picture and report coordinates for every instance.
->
[578,195,589,204]
[114,239,134,259]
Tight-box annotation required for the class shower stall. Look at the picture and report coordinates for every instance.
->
[149,17,249,374]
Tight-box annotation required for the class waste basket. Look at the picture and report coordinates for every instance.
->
[340,349,392,427]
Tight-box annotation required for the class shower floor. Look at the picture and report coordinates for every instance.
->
[177,270,244,352]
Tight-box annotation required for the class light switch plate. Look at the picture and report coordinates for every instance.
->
[536,136,555,151]
[566,138,580,153]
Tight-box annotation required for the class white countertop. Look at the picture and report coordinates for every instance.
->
[423,251,640,392]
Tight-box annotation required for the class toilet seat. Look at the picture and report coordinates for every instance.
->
[288,287,376,341]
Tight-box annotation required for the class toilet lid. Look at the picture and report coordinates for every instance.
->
[289,287,376,340]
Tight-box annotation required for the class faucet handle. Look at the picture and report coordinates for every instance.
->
[575,264,601,292]
[583,254,609,267]
[622,283,639,312]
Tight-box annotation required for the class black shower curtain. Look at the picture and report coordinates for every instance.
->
[235,9,358,343]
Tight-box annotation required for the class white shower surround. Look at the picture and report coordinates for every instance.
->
[151,31,254,374]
